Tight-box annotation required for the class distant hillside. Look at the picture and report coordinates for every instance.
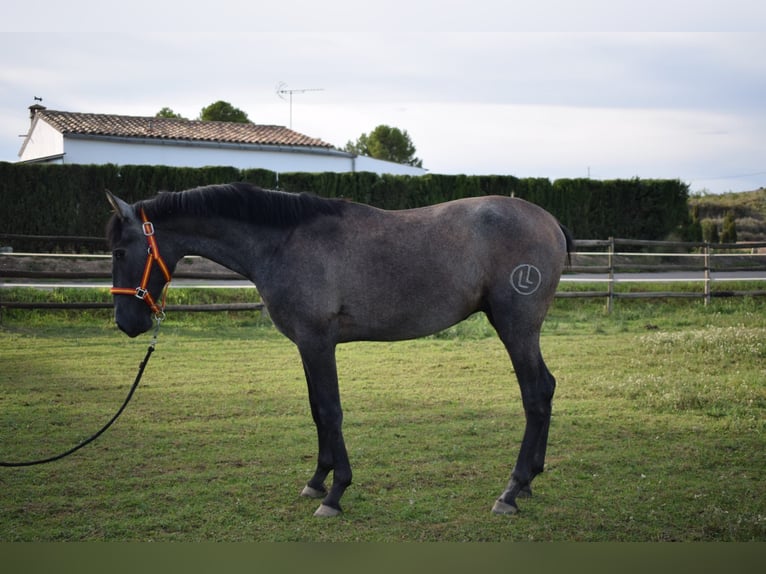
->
[688,188,766,242]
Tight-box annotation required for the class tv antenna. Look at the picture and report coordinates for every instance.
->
[276,82,324,129]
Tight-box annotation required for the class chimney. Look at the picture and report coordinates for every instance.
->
[29,102,46,121]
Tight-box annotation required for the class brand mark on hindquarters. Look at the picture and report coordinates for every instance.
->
[510,264,542,295]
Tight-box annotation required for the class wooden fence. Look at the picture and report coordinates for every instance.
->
[2,234,765,314]
[562,237,766,311]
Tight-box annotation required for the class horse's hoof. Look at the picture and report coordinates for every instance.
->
[300,485,327,499]
[491,499,519,515]
[518,485,533,498]
[313,504,342,518]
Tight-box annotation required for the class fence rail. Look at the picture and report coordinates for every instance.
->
[562,237,766,311]
[2,235,766,314]
[0,301,263,312]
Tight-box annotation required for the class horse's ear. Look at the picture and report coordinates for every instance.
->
[106,190,133,220]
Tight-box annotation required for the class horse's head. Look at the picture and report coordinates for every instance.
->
[106,191,174,338]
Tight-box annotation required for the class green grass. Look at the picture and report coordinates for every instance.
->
[0,295,764,541]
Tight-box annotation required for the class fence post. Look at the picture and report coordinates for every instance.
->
[704,242,711,306]
[606,236,615,313]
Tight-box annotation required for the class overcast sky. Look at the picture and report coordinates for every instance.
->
[2,2,764,194]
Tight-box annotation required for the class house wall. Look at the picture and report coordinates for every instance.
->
[353,154,426,176]
[62,137,358,173]
[61,138,426,175]
[18,120,64,161]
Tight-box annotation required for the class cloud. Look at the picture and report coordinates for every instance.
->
[306,102,758,180]
[1,29,764,193]
[3,1,766,33]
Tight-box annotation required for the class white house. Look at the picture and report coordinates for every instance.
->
[17,105,427,176]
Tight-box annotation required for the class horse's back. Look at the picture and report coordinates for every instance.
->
[323,195,568,295]
[416,195,568,271]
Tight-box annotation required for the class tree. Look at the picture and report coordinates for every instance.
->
[701,219,720,244]
[345,125,422,167]
[155,107,187,119]
[720,211,738,244]
[682,204,703,242]
[198,101,250,123]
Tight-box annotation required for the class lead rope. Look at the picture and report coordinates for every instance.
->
[0,315,163,467]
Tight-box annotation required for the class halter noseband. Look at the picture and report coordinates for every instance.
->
[110,208,172,318]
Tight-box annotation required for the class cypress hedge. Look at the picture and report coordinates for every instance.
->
[0,162,690,250]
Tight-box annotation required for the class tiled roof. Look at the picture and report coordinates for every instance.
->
[35,109,336,149]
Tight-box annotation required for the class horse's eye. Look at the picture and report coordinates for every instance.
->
[113,248,127,261]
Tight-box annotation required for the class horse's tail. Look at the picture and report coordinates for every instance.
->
[559,223,575,268]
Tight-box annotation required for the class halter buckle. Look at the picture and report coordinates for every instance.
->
[142,221,155,236]
[135,287,149,300]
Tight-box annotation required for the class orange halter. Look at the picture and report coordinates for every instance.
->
[110,209,172,318]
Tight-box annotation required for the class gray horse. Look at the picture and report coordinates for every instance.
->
[106,182,573,517]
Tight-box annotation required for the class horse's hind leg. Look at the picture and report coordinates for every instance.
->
[487,303,556,515]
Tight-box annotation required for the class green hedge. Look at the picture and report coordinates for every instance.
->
[0,162,690,249]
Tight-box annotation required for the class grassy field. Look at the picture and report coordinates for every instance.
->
[0,294,764,541]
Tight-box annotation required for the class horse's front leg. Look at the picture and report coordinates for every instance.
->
[299,359,330,501]
[297,341,352,517]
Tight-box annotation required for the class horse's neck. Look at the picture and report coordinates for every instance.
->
[167,217,279,281]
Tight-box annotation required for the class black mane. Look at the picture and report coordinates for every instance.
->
[107,183,346,247]
[141,182,346,227]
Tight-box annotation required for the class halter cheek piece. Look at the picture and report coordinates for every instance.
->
[110,208,172,318]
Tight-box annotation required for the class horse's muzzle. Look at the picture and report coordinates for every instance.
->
[115,314,153,338]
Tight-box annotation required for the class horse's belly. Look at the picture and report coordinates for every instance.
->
[336,300,477,343]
